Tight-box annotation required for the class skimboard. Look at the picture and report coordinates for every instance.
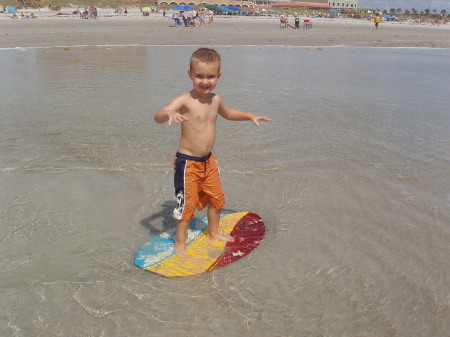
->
[134,212,265,277]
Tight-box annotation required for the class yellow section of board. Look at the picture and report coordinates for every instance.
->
[147,212,247,277]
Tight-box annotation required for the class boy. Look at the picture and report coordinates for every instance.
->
[154,48,272,257]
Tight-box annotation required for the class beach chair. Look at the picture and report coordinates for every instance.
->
[173,17,182,26]
[303,19,312,29]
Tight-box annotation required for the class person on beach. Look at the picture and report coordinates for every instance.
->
[280,15,288,28]
[154,48,272,257]
[208,10,213,25]
[374,13,382,30]
[294,16,300,29]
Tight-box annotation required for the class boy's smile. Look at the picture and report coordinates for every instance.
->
[188,61,221,97]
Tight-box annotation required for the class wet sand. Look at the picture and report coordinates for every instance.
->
[1,10,450,49]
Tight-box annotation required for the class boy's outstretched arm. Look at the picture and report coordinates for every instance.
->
[154,95,189,126]
[218,98,272,126]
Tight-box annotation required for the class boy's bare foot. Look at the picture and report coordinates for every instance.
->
[208,233,235,242]
[174,242,190,258]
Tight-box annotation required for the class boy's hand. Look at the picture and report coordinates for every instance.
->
[156,109,189,126]
[251,116,273,127]
[167,112,189,126]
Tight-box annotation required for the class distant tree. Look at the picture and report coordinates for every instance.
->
[390,8,396,14]
[424,8,430,16]
[411,8,418,15]
[404,9,410,15]
[396,8,402,15]
[382,9,388,14]
[420,10,425,15]
[441,9,447,17]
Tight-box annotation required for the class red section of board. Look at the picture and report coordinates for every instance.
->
[208,213,265,271]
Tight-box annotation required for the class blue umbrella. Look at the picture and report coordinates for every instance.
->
[329,9,340,13]
[219,6,231,12]
[227,5,240,11]
[7,5,18,13]
[172,5,194,11]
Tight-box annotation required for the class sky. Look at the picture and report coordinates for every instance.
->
[360,0,450,11]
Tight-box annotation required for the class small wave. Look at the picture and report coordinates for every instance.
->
[1,44,446,52]
[0,163,169,173]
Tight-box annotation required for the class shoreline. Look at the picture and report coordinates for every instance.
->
[1,9,450,49]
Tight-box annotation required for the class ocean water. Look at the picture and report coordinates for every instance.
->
[1,45,449,337]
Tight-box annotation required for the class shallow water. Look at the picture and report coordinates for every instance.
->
[1,45,449,337]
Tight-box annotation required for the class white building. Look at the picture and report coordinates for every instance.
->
[328,0,358,10]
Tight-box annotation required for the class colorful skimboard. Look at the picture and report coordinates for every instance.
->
[134,212,265,277]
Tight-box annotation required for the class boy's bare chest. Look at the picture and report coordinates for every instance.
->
[183,102,218,122]
[188,109,217,122]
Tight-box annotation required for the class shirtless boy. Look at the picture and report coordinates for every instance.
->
[154,48,272,257]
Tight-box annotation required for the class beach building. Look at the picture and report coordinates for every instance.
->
[328,0,358,10]
[253,0,332,10]
[151,0,361,11]
[157,0,255,8]
[155,0,336,10]
[252,0,358,10]
[147,0,349,11]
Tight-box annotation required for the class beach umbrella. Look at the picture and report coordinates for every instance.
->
[219,6,232,12]
[227,5,240,11]
[172,5,194,11]
[329,9,340,13]
[206,5,222,12]
[7,6,17,13]
[142,7,151,12]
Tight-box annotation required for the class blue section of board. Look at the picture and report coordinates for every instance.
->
[134,217,209,269]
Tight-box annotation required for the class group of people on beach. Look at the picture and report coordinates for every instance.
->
[9,11,37,19]
[171,8,214,27]
[410,17,448,25]
[280,15,301,29]
[78,4,97,19]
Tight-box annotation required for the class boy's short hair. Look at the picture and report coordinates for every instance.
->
[190,48,221,71]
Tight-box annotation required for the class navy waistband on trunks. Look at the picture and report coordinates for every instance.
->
[175,152,212,162]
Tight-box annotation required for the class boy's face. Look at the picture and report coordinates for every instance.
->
[188,61,221,97]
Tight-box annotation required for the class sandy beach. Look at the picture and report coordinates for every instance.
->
[1,8,450,49]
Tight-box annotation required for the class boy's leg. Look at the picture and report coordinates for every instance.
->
[207,207,234,242]
[174,219,190,257]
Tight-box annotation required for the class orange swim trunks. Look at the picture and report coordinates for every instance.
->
[173,152,226,221]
